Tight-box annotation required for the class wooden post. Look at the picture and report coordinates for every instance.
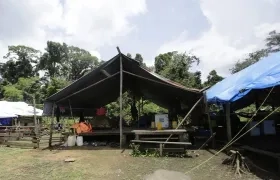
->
[159,143,163,156]
[117,47,123,149]
[203,92,215,148]
[226,103,232,141]
[33,94,39,148]
[141,97,144,114]
[49,103,55,148]
[33,95,37,136]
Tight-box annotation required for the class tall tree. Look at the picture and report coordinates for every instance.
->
[40,77,69,99]
[230,30,280,74]
[154,52,174,74]
[266,30,280,52]
[3,85,23,101]
[135,53,144,65]
[193,71,202,89]
[204,70,224,87]
[126,53,132,58]
[154,51,200,88]
[67,46,99,81]
[38,41,68,78]
[230,49,269,74]
[0,45,40,83]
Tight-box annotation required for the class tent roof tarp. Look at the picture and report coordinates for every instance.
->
[0,101,43,118]
[206,52,280,108]
[44,53,202,115]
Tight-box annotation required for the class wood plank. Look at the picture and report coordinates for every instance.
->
[241,145,280,158]
[140,137,178,140]
[131,140,191,145]
[132,129,186,135]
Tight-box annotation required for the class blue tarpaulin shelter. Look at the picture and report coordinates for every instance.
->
[206,52,280,109]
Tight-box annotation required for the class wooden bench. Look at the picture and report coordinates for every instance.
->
[131,140,191,156]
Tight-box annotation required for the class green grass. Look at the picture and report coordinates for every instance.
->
[0,147,262,180]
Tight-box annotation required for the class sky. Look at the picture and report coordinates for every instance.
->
[1,0,280,81]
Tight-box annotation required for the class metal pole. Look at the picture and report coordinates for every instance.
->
[118,47,123,149]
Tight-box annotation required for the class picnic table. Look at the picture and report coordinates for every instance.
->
[132,129,186,141]
[131,129,189,156]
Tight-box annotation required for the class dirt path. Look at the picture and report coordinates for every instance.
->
[0,147,275,180]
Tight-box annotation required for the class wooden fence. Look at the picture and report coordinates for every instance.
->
[0,125,65,149]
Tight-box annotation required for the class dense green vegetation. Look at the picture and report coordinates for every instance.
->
[0,30,279,117]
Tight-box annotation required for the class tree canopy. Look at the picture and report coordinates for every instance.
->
[5,29,280,118]
[230,30,280,74]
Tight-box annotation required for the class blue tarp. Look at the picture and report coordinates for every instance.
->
[206,52,280,103]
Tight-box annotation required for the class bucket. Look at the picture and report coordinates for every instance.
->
[67,135,76,147]
[172,121,178,129]
[76,136,83,146]
[151,121,155,128]
[157,122,162,130]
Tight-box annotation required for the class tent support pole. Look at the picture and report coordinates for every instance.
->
[49,103,55,148]
[68,100,73,119]
[138,98,141,127]
[226,103,232,142]
[117,46,123,149]
[203,92,215,148]
[165,96,203,142]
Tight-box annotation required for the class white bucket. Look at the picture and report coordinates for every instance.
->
[67,135,76,147]
[76,136,83,146]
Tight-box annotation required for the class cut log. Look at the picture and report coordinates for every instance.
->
[223,150,250,177]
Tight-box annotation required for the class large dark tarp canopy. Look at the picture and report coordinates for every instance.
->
[43,53,202,116]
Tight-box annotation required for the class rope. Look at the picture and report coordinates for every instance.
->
[185,86,276,174]
[185,106,280,174]
[225,86,275,150]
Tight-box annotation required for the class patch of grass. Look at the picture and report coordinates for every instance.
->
[0,147,267,180]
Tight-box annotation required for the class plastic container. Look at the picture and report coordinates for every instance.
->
[67,135,76,147]
[76,136,83,146]
[157,122,162,130]
[151,121,155,128]
[172,121,178,129]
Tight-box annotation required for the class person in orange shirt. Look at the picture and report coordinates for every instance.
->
[72,115,92,134]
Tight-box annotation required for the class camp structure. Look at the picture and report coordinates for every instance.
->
[206,52,280,145]
[43,48,204,148]
[0,101,43,148]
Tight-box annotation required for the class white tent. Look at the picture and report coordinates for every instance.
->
[0,101,43,118]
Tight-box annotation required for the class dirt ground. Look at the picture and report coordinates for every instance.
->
[0,146,277,180]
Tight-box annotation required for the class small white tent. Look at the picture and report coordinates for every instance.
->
[0,101,43,118]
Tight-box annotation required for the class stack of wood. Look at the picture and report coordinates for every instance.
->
[223,150,250,177]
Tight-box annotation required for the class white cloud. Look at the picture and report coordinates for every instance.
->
[0,0,147,62]
[157,0,280,80]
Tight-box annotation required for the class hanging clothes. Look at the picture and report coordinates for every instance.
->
[96,107,106,116]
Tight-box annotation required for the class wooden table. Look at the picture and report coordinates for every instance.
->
[132,129,186,141]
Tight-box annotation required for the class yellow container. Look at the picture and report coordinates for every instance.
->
[151,121,155,128]
[172,121,178,129]
[157,122,162,130]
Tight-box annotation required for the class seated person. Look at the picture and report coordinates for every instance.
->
[72,117,92,134]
